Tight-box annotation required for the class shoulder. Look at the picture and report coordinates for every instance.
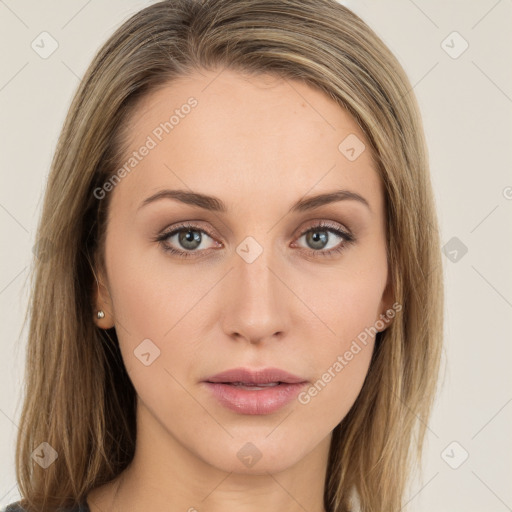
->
[2,501,89,512]
[2,503,24,512]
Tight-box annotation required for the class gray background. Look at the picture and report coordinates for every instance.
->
[1,0,511,510]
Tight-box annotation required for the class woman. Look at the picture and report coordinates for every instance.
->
[6,0,443,511]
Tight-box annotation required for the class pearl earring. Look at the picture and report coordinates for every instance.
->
[97,310,105,319]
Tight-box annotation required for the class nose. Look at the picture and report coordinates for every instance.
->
[219,242,292,345]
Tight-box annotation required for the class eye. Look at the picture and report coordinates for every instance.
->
[155,222,219,258]
[293,221,355,258]
[154,220,355,259]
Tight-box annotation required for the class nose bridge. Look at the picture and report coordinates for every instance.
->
[221,233,290,342]
[237,236,274,296]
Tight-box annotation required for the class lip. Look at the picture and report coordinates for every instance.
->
[204,367,306,385]
[202,367,308,415]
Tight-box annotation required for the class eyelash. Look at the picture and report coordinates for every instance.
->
[154,221,355,259]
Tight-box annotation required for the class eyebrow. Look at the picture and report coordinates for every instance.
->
[138,188,371,214]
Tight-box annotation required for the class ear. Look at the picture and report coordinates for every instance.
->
[92,264,115,330]
[375,273,396,333]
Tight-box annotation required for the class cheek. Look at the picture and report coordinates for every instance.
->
[302,256,386,346]
[296,346,374,429]
[296,278,378,423]
[104,248,200,415]
[294,263,385,420]
[105,227,182,336]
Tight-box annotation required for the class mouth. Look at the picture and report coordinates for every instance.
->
[215,382,285,390]
[204,366,307,385]
[202,367,308,415]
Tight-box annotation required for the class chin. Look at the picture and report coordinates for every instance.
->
[197,432,319,475]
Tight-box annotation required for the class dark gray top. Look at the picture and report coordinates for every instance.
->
[3,501,90,512]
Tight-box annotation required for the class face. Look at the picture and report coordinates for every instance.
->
[94,68,393,475]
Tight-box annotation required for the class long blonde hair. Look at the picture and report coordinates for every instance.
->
[14,1,444,511]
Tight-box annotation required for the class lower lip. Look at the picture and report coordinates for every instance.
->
[204,382,308,415]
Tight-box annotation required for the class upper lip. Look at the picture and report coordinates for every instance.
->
[204,367,307,385]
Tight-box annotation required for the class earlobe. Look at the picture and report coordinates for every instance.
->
[376,311,394,332]
[94,306,115,329]
[94,298,116,329]
[92,267,116,329]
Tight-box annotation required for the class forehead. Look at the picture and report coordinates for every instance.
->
[111,68,383,217]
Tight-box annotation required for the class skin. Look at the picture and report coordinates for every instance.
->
[89,68,394,512]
